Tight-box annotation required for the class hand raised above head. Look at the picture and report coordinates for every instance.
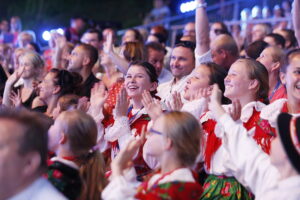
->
[103,31,113,54]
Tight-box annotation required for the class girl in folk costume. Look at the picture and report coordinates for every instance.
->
[46,110,106,200]
[103,61,159,178]
[102,111,203,200]
[207,84,300,199]
[173,62,229,118]
[200,58,275,199]
[260,50,300,127]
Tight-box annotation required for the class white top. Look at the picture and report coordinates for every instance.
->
[218,113,300,200]
[102,168,196,200]
[181,98,208,119]
[200,101,266,175]
[8,177,67,200]
[157,76,189,104]
[157,48,212,104]
[195,50,212,67]
[158,68,173,84]
[260,98,287,128]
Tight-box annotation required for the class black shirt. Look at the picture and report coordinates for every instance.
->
[76,73,99,98]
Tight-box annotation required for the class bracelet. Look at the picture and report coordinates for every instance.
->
[196,2,207,9]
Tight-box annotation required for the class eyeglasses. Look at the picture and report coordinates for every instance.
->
[149,128,163,136]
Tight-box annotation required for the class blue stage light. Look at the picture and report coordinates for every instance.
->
[180,1,197,13]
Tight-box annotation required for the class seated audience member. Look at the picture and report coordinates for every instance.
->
[102,111,203,199]
[47,110,106,200]
[200,58,274,199]
[145,42,173,84]
[157,41,195,103]
[10,16,22,46]
[81,28,103,50]
[101,61,159,178]
[209,21,230,41]
[274,29,298,50]
[256,46,287,102]
[68,43,99,97]
[148,25,171,69]
[251,23,272,43]
[3,50,44,109]
[33,68,82,116]
[0,108,66,200]
[207,84,300,199]
[183,22,196,40]
[264,33,286,49]
[17,30,36,48]
[143,0,171,25]
[245,40,268,59]
[52,94,80,119]
[64,16,86,44]
[122,28,144,44]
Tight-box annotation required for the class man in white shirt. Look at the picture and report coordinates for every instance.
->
[0,108,66,200]
[157,41,195,103]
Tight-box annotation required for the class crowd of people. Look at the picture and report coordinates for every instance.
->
[0,0,300,199]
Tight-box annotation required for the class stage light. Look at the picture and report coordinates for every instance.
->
[56,28,64,35]
[42,31,51,41]
[180,0,197,13]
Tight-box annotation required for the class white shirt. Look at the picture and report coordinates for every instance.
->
[200,101,266,176]
[8,177,67,200]
[218,113,300,200]
[102,168,196,200]
[158,68,173,84]
[157,48,213,104]
[157,76,189,104]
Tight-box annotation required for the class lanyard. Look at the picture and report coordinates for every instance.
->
[269,81,281,100]
[127,105,144,124]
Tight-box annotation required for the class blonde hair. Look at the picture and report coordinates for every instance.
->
[20,50,44,68]
[162,111,201,167]
[59,110,106,200]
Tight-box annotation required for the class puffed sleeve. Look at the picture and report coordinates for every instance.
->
[217,113,280,196]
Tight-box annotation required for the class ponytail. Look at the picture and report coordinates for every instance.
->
[79,151,107,200]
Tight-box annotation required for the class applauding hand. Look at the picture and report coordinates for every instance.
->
[115,87,129,118]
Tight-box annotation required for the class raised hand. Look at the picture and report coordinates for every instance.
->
[111,126,146,177]
[103,31,113,54]
[77,96,90,113]
[6,66,24,86]
[141,90,163,120]
[167,91,183,111]
[115,87,129,118]
[90,82,108,110]
[191,87,212,101]
[9,90,22,107]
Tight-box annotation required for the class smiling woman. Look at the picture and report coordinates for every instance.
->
[103,61,159,178]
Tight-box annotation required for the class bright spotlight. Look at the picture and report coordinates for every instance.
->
[56,28,64,35]
[180,0,197,13]
[42,31,51,41]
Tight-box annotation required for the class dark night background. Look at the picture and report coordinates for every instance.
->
[0,0,290,39]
